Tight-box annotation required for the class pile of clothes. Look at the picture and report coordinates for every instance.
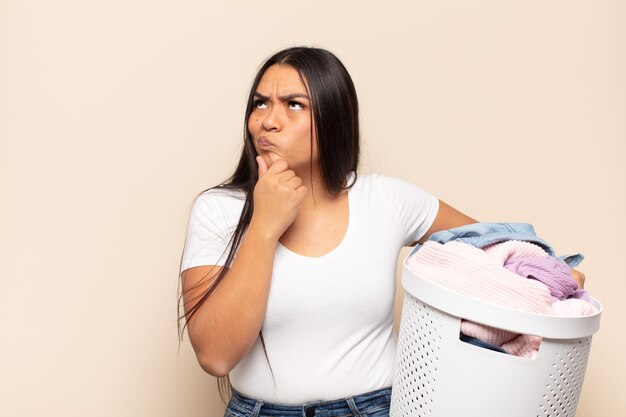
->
[406,223,598,359]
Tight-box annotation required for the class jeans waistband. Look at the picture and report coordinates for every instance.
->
[229,386,392,416]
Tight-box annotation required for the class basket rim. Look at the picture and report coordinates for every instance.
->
[401,254,602,339]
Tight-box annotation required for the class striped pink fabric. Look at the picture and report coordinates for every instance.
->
[406,241,553,314]
[406,240,597,358]
[483,239,550,264]
[406,241,552,358]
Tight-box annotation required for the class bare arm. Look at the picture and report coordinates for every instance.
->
[182,156,307,377]
[181,223,278,377]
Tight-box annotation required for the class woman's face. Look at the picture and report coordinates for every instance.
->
[248,64,318,171]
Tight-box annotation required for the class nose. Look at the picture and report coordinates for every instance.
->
[261,105,282,132]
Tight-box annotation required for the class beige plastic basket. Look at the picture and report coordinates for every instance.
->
[391,253,602,417]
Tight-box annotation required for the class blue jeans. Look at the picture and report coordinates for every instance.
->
[224,386,392,417]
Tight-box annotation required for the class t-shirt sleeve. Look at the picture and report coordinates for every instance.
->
[373,174,440,246]
[181,191,239,272]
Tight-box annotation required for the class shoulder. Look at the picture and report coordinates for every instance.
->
[197,187,246,203]
[192,187,246,216]
[356,173,439,244]
[355,172,423,195]
[358,172,438,214]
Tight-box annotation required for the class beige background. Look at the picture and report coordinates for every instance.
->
[1,1,624,416]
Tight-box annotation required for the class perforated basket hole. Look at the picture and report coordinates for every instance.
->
[538,338,592,417]
[391,293,445,417]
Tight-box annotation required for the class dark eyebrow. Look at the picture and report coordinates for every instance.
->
[254,92,310,101]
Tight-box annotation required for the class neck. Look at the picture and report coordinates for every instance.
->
[294,165,348,211]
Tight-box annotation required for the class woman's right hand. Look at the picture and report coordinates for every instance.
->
[251,155,308,240]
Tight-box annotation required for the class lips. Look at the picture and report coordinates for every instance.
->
[259,137,274,148]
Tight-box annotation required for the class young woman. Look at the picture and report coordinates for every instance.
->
[177,46,583,416]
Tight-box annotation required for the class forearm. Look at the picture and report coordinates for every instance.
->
[187,220,278,376]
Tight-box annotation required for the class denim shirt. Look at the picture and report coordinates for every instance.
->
[409,222,583,267]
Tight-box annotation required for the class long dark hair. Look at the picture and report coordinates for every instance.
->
[177,46,361,404]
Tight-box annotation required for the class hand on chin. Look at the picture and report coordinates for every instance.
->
[260,152,284,169]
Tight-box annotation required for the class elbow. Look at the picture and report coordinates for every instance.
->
[197,353,234,378]
[187,325,236,377]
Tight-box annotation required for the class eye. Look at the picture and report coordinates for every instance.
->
[288,101,304,110]
[253,99,268,109]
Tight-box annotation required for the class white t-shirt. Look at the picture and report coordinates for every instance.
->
[181,171,439,404]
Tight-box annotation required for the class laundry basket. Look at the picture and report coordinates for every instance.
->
[391,252,603,417]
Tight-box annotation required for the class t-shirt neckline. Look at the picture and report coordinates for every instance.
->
[277,171,356,262]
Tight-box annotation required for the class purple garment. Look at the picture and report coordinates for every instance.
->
[504,256,591,302]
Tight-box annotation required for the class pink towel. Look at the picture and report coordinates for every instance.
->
[482,239,549,263]
[406,241,553,314]
[406,241,552,357]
